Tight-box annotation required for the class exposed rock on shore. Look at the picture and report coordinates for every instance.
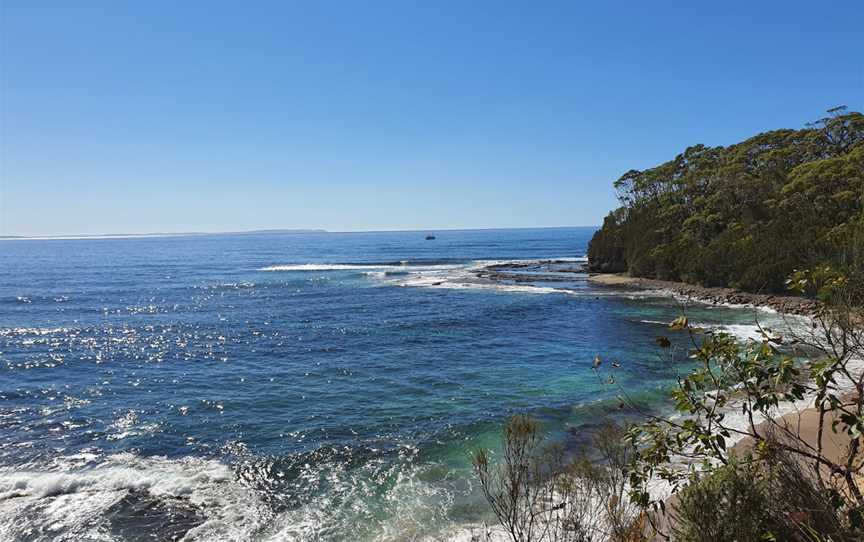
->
[588,273,820,315]
[475,260,590,283]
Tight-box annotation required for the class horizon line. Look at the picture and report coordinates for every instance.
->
[0,225,599,241]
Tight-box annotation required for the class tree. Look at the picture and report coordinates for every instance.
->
[587,110,864,293]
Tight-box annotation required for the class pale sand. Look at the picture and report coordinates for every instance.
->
[734,403,855,464]
[587,273,640,286]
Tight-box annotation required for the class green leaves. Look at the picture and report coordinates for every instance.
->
[629,322,816,510]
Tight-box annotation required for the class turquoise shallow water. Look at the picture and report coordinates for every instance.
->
[0,228,785,541]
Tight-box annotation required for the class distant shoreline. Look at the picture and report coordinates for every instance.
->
[0,228,328,241]
[588,273,819,316]
[0,225,598,242]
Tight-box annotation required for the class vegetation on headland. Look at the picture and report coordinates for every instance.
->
[587,108,864,294]
[472,110,864,540]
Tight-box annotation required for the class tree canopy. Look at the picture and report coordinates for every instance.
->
[587,109,864,293]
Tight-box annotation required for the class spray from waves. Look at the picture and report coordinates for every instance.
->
[0,447,485,542]
[257,460,463,542]
[0,453,270,542]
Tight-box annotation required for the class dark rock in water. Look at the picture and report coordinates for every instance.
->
[106,490,205,542]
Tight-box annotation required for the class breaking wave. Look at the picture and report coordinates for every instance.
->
[0,453,269,542]
[0,449,478,542]
[255,258,594,298]
[258,260,467,272]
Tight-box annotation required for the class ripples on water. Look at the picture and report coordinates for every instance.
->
[0,229,787,541]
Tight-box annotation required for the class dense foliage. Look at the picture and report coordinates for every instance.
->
[588,108,864,292]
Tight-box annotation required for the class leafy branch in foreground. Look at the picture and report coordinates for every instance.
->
[626,268,864,539]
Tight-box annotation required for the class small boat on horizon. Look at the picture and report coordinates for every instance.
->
[425,235,436,240]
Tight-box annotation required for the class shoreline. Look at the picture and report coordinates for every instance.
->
[588,273,820,316]
[583,272,854,536]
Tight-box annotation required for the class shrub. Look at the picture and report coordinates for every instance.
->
[472,417,645,542]
[670,442,862,541]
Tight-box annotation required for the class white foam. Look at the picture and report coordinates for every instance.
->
[711,323,765,343]
[256,257,593,301]
[0,453,268,542]
[254,454,462,542]
[260,263,406,271]
[398,276,565,296]
[0,451,480,542]
[371,257,590,296]
[259,262,467,272]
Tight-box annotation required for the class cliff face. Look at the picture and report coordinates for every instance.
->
[587,249,626,273]
[587,209,627,273]
[587,110,864,293]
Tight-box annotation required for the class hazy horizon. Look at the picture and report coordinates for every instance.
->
[0,224,598,240]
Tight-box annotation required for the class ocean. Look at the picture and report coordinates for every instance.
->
[0,228,787,541]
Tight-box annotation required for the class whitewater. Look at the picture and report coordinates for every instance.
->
[0,228,795,541]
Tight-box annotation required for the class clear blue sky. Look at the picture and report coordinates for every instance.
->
[1,1,862,236]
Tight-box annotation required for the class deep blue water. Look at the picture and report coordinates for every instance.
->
[0,228,781,541]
